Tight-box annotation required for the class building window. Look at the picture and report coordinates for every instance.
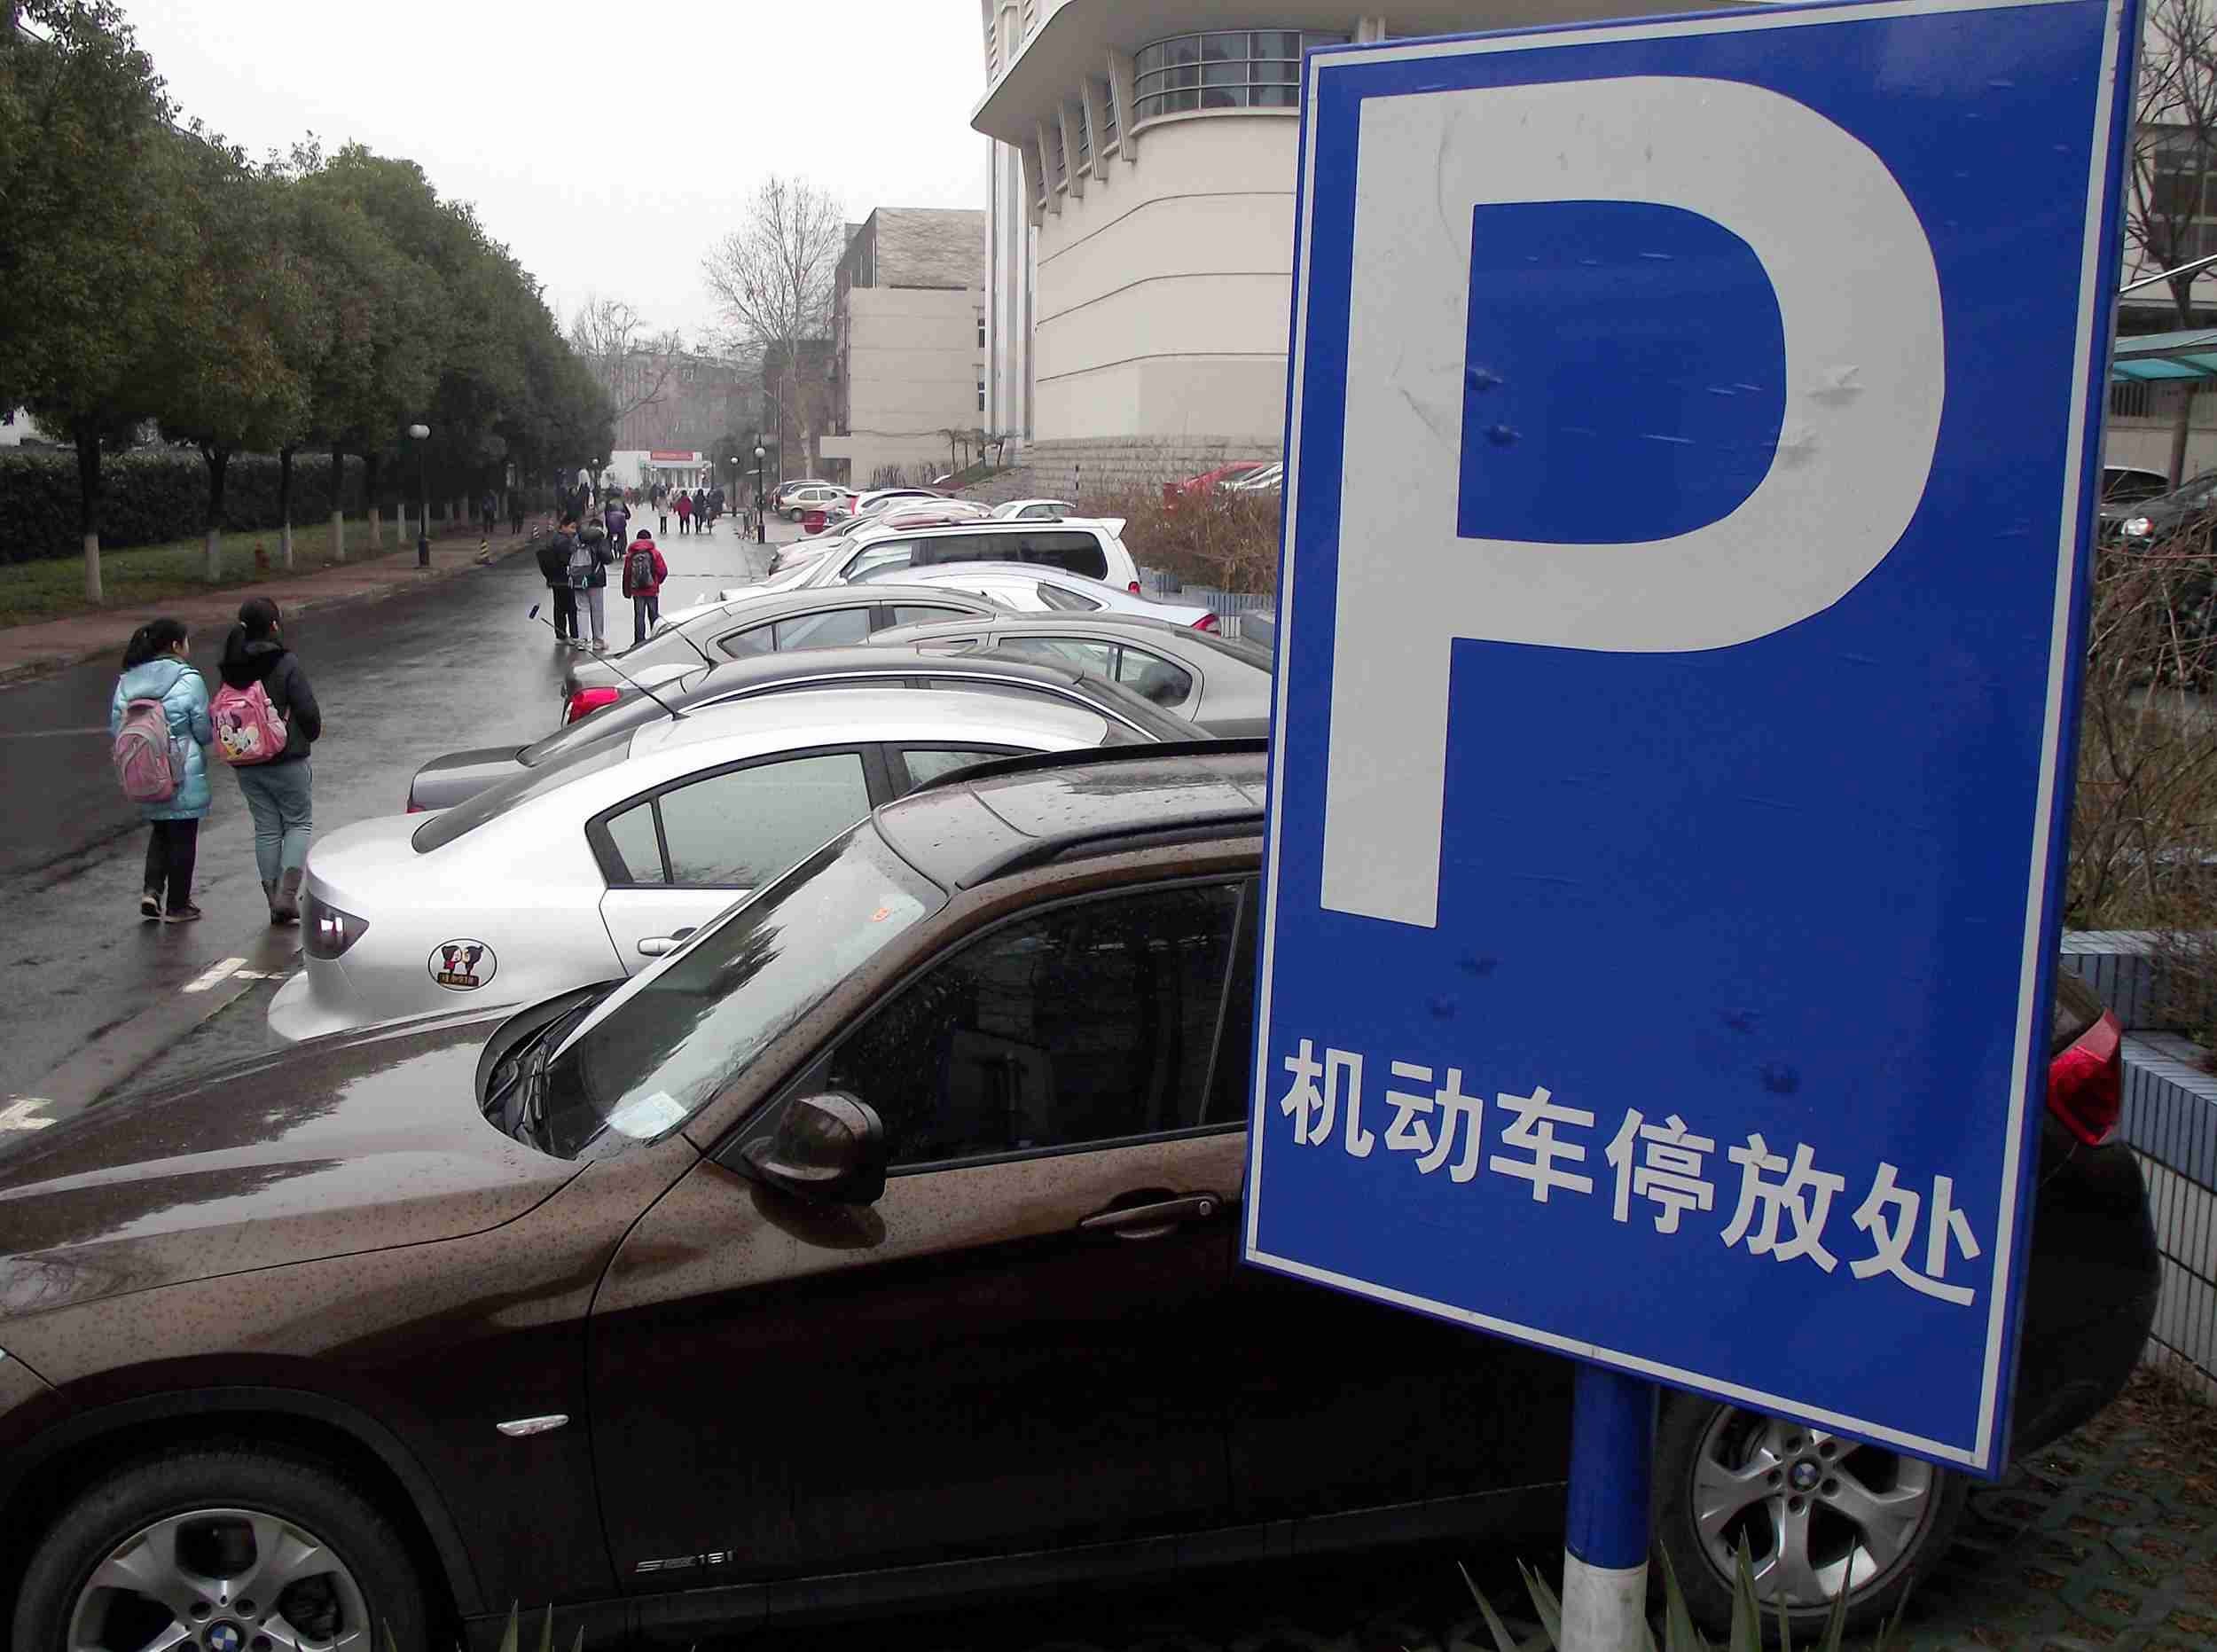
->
[2149,135,2217,262]
[1132,30,1345,121]
[978,372,987,413]
[1101,76,1118,149]
[977,311,986,348]
[1049,121,1067,187]
[1074,100,1091,168]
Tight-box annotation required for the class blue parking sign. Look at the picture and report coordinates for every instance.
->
[1246,0,2140,1473]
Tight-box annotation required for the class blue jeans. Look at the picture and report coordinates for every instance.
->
[235,758,313,883]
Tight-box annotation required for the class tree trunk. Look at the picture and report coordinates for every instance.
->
[2172,385,2196,489]
[277,445,296,569]
[202,445,230,582]
[76,427,102,606]
[364,451,383,552]
[330,443,346,563]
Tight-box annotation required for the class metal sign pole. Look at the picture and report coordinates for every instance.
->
[1561,1366,1656,1652]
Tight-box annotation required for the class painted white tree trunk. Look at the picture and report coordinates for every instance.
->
[205,527,222,583]
[370,505,384,552]
[83,534,102,605]
[331,509,345,564]
[280,521,294,569]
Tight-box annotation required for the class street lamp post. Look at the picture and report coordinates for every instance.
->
[407,424,431,567]
[754,444,767,544]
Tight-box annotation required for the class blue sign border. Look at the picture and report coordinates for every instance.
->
[1245,0,2139,1473]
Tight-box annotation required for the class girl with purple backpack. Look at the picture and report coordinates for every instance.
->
[215,598,321,925]
[109,617,213,924]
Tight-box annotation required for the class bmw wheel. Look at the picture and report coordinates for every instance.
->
[1653,1398,1965,1640]
[14,1444,429,1652]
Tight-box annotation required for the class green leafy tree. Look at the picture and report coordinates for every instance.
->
[1,0,180,602]
[151,131,319,580]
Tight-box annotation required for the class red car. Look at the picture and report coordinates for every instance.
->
[1163,460,1273,508]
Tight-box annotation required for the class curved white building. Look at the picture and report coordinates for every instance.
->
[974,1,1697,489]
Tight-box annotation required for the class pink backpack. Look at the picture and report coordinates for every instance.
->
[113,698,179,803]
[209,677,289,766]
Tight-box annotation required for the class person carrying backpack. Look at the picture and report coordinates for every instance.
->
[621,528,669,646]
[573,520,612,650]
[673,489,692,536]
[538,517,580,642]
[109,618,214,924]
[215,598,322,925]
[602,492,631,558]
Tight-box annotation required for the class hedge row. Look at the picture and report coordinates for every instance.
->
[0,450,544,566]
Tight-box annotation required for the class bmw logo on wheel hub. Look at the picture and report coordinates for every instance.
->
[204,1621,245,1652]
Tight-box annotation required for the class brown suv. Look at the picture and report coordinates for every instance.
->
[0,748,2158,1650]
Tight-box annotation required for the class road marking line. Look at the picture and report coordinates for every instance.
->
[0,1097,56,1131]
[182,957,247,994]
[229,969,291,981]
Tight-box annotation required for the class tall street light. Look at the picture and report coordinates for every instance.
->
[754,444,767,545]
[407,424,431,567]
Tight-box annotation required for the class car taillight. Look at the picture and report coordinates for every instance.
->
[1194,612,1220,632]
[1129,580,1142,594]
[302,894,369,961]
[406,799,426,813]
[2047,1008,2122,1146]
[566,686,622,724]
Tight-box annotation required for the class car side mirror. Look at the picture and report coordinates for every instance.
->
[741,1092,887,1205]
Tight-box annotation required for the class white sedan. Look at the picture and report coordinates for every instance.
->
[856,563,1222,630]
[268,687,1159,1042]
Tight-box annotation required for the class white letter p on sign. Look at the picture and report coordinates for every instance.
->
[1320,76,1944,929]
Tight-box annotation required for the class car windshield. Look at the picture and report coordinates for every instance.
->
[517,668,710,765]
[533,823,944,1159]
[412,730,632,851]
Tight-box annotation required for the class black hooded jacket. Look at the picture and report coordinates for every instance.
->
[216,636,321,763]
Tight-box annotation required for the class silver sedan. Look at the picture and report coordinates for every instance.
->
[273,686,1175,1043]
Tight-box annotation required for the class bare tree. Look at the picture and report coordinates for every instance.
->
[566,294,684,428]
[701,176,845,468]
[2127,0,2217,483]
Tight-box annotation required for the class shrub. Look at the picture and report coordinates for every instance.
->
[0,449,371,565]
[1076,484,1281,594]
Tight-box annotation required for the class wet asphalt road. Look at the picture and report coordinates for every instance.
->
[0,513,780,1102]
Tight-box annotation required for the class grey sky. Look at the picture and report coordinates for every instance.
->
[124,0,989,346]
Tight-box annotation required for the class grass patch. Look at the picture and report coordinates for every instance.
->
[0,517,502,629]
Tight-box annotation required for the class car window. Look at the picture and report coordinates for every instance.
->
[998,636,1116,677]
[656,752,873,888]
[899,746,1021,787]
[774,607,871,649]
[826,881,1249,1169]
[719,622,776,660]
[1115,646,1196,708]
[604,803,667,885]
[413,734,632,853]
[1017,531,1108,580]
[844,542,914,579]
[1033,583,1101,613]
[888,605,974,628]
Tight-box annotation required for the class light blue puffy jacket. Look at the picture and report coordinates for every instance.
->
[110,658,214,821]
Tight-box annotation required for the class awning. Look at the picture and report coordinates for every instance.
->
[2113,326,2217,381]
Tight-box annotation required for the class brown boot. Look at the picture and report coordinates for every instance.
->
[271,868,302,926]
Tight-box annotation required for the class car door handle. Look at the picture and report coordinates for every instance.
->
[636,927,696,958]
[1078,1193,1224,1240]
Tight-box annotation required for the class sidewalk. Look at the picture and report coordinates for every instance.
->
[0,528,532,686]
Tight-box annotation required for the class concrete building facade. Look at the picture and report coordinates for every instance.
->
[972,0,1740,490]
[820,207,989,488]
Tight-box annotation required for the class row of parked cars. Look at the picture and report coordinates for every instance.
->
[0,498,2161,1650]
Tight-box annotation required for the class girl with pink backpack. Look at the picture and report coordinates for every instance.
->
[215,598,321,925]
[108,618,214,923]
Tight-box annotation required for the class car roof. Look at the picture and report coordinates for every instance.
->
[900,560,1117,593]
[874,744,1269,891]
[873,610,1275,668]
[627,684,1124,763]
[669,582,997,637]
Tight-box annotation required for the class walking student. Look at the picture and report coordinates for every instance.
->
[602,490,631,556]
[109,618,214,924]
[510,492,526,537]
[573,520,613,650]
[673,489,693,536]
[538,516,580,641]
[215,598,321,925]
[692,486,708,533]
[480,489,498,537]
[622,527,668,646]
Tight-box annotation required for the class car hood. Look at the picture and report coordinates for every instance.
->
[0,1010,575,1319]
[409,745,529,811]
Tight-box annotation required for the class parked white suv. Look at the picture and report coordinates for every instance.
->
[794,517,1144,593]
